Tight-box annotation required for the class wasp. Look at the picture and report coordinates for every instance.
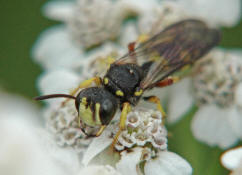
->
[35,19,221,146]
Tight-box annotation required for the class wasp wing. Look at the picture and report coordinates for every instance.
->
[116,19,221,90]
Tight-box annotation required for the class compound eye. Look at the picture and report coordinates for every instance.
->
[102,99,113,113]
[100,99,116,125]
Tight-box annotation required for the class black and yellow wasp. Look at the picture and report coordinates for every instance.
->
[35,19,221,145]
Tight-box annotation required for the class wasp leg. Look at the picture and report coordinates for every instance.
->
[111,102,131,149]
[95,125,107,137]
[143,96,166,123]
[128,42,136,53]
[62,77,102,106]
[137,34,149,43]
[70,77,102,96]
[101,56,116,70]
[154,76,180,88]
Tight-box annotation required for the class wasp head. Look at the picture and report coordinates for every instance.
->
[75,87,118,127]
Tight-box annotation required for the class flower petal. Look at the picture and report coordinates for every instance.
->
[116,147,143,175]
[32,25,83,70]
[167,78,194,124]
[118,0,159,13]
[191,105,238,149]
[38,69,80,96]
[0,92,40,124]
[119,23,138,48]
[0,92,79,175]
[82,129,113,166]
[176,0,241,27]
[227,107,242,139]
[78,165,121,175]
[144,151,192,175]
[235,83,242,107]
[42,1,74,21]
[221,147,242,170]
[37,130,80,175]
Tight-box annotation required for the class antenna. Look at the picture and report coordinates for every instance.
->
[34,94,76,101]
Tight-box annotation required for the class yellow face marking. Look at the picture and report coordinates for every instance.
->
[95,103,102,125]
[116,90,124,96]
[78,102,102,127]
[134,89,143,96]
[81,97,87,105]
[79,103,95,127]
[104,77,109,85]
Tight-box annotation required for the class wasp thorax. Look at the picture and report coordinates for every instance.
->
[76,87,118,127]
[192,49,242,107]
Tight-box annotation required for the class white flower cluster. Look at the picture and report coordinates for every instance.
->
[45,100,190,175]
[78,165,122,175]
[67,0,124,49]
[45,99,168,153]
[115,108,167,151]
[193,49,242,107]
[0,92,80,175]
[31,0,242,174]
[45,100,93,153]
[138,2,188,35]
[167,49,242,149]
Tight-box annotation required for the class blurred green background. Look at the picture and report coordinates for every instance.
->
[0,1,241,175]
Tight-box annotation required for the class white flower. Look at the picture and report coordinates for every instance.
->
[221,147,242,175]
[66,0,125,49]
[116,147,192,175]
[78,165,122,175]
[32,0,241,99]
[41,0,129,49]
[36,43,124,100]
[138,0,240,35]
[32,0,241,103]
[167,49,242,149]
[44,97,192,175]
[175,0,241,27]
[0,91,80,175]
[32,0,241,173]
[34,0,241,68]
[32,25,84,71]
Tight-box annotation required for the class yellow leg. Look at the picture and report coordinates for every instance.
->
[61,77,102,106]
[143,96,166,123]
[104,56,115,70]
[105,56,115,64]
[93,55,116,71]
[137,34,149,44]
[111,102,131,149]
[70,76,102,96]
[95,125,107,137]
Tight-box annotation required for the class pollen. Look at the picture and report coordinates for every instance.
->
[104,77,109,85]
[116,90,124,96]
[134,89,143,96]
